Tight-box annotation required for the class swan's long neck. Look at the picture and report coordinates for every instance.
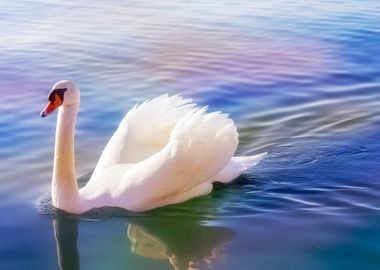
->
[52,104,80,211]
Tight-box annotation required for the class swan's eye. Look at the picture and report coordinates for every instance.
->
[49,88,67,103]
[48,93,55,102]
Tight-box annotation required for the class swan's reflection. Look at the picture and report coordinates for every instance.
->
[53,213,235,270]
[53,216,80,270]
[127,219,236,270]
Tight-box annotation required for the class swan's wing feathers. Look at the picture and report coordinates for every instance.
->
[122,94,196,142]
[85,97,240,211]
[171,107,237,146]
[93,94,197,170]
[106,107,239,210]
[164,108,239,189]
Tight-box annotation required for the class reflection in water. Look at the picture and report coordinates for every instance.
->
[53,216,80,270]
[53,214,235,270]
[128,219,235,270]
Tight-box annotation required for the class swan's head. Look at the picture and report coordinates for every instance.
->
[40,80,80,117]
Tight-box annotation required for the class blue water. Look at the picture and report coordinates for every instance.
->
[1,0,380,269]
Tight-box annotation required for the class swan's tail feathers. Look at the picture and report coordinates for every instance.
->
[210,152,267,184]
[232,152,268,170]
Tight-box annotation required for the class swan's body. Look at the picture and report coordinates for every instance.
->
[41,81,266,214]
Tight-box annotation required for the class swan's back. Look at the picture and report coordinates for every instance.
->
[83,94,238,211]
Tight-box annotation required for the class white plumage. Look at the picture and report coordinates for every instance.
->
[41,81,267,214]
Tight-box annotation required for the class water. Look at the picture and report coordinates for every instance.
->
[1,0,380,269]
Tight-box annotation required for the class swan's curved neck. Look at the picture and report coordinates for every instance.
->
[52,104,80,211]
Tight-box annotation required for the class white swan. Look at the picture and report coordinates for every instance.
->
[41,80,267,214]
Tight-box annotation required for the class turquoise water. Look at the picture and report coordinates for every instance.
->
[1,0,380,269]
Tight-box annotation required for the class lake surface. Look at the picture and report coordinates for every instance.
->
[1,0,380,269]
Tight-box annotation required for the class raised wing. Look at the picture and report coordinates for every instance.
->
[81,96,239,211]
[111,107,239,211]
[92,94,196,172]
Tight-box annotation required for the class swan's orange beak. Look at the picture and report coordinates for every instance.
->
[40,94,62,117]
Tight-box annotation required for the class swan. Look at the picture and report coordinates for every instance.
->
[40,80,267,214]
